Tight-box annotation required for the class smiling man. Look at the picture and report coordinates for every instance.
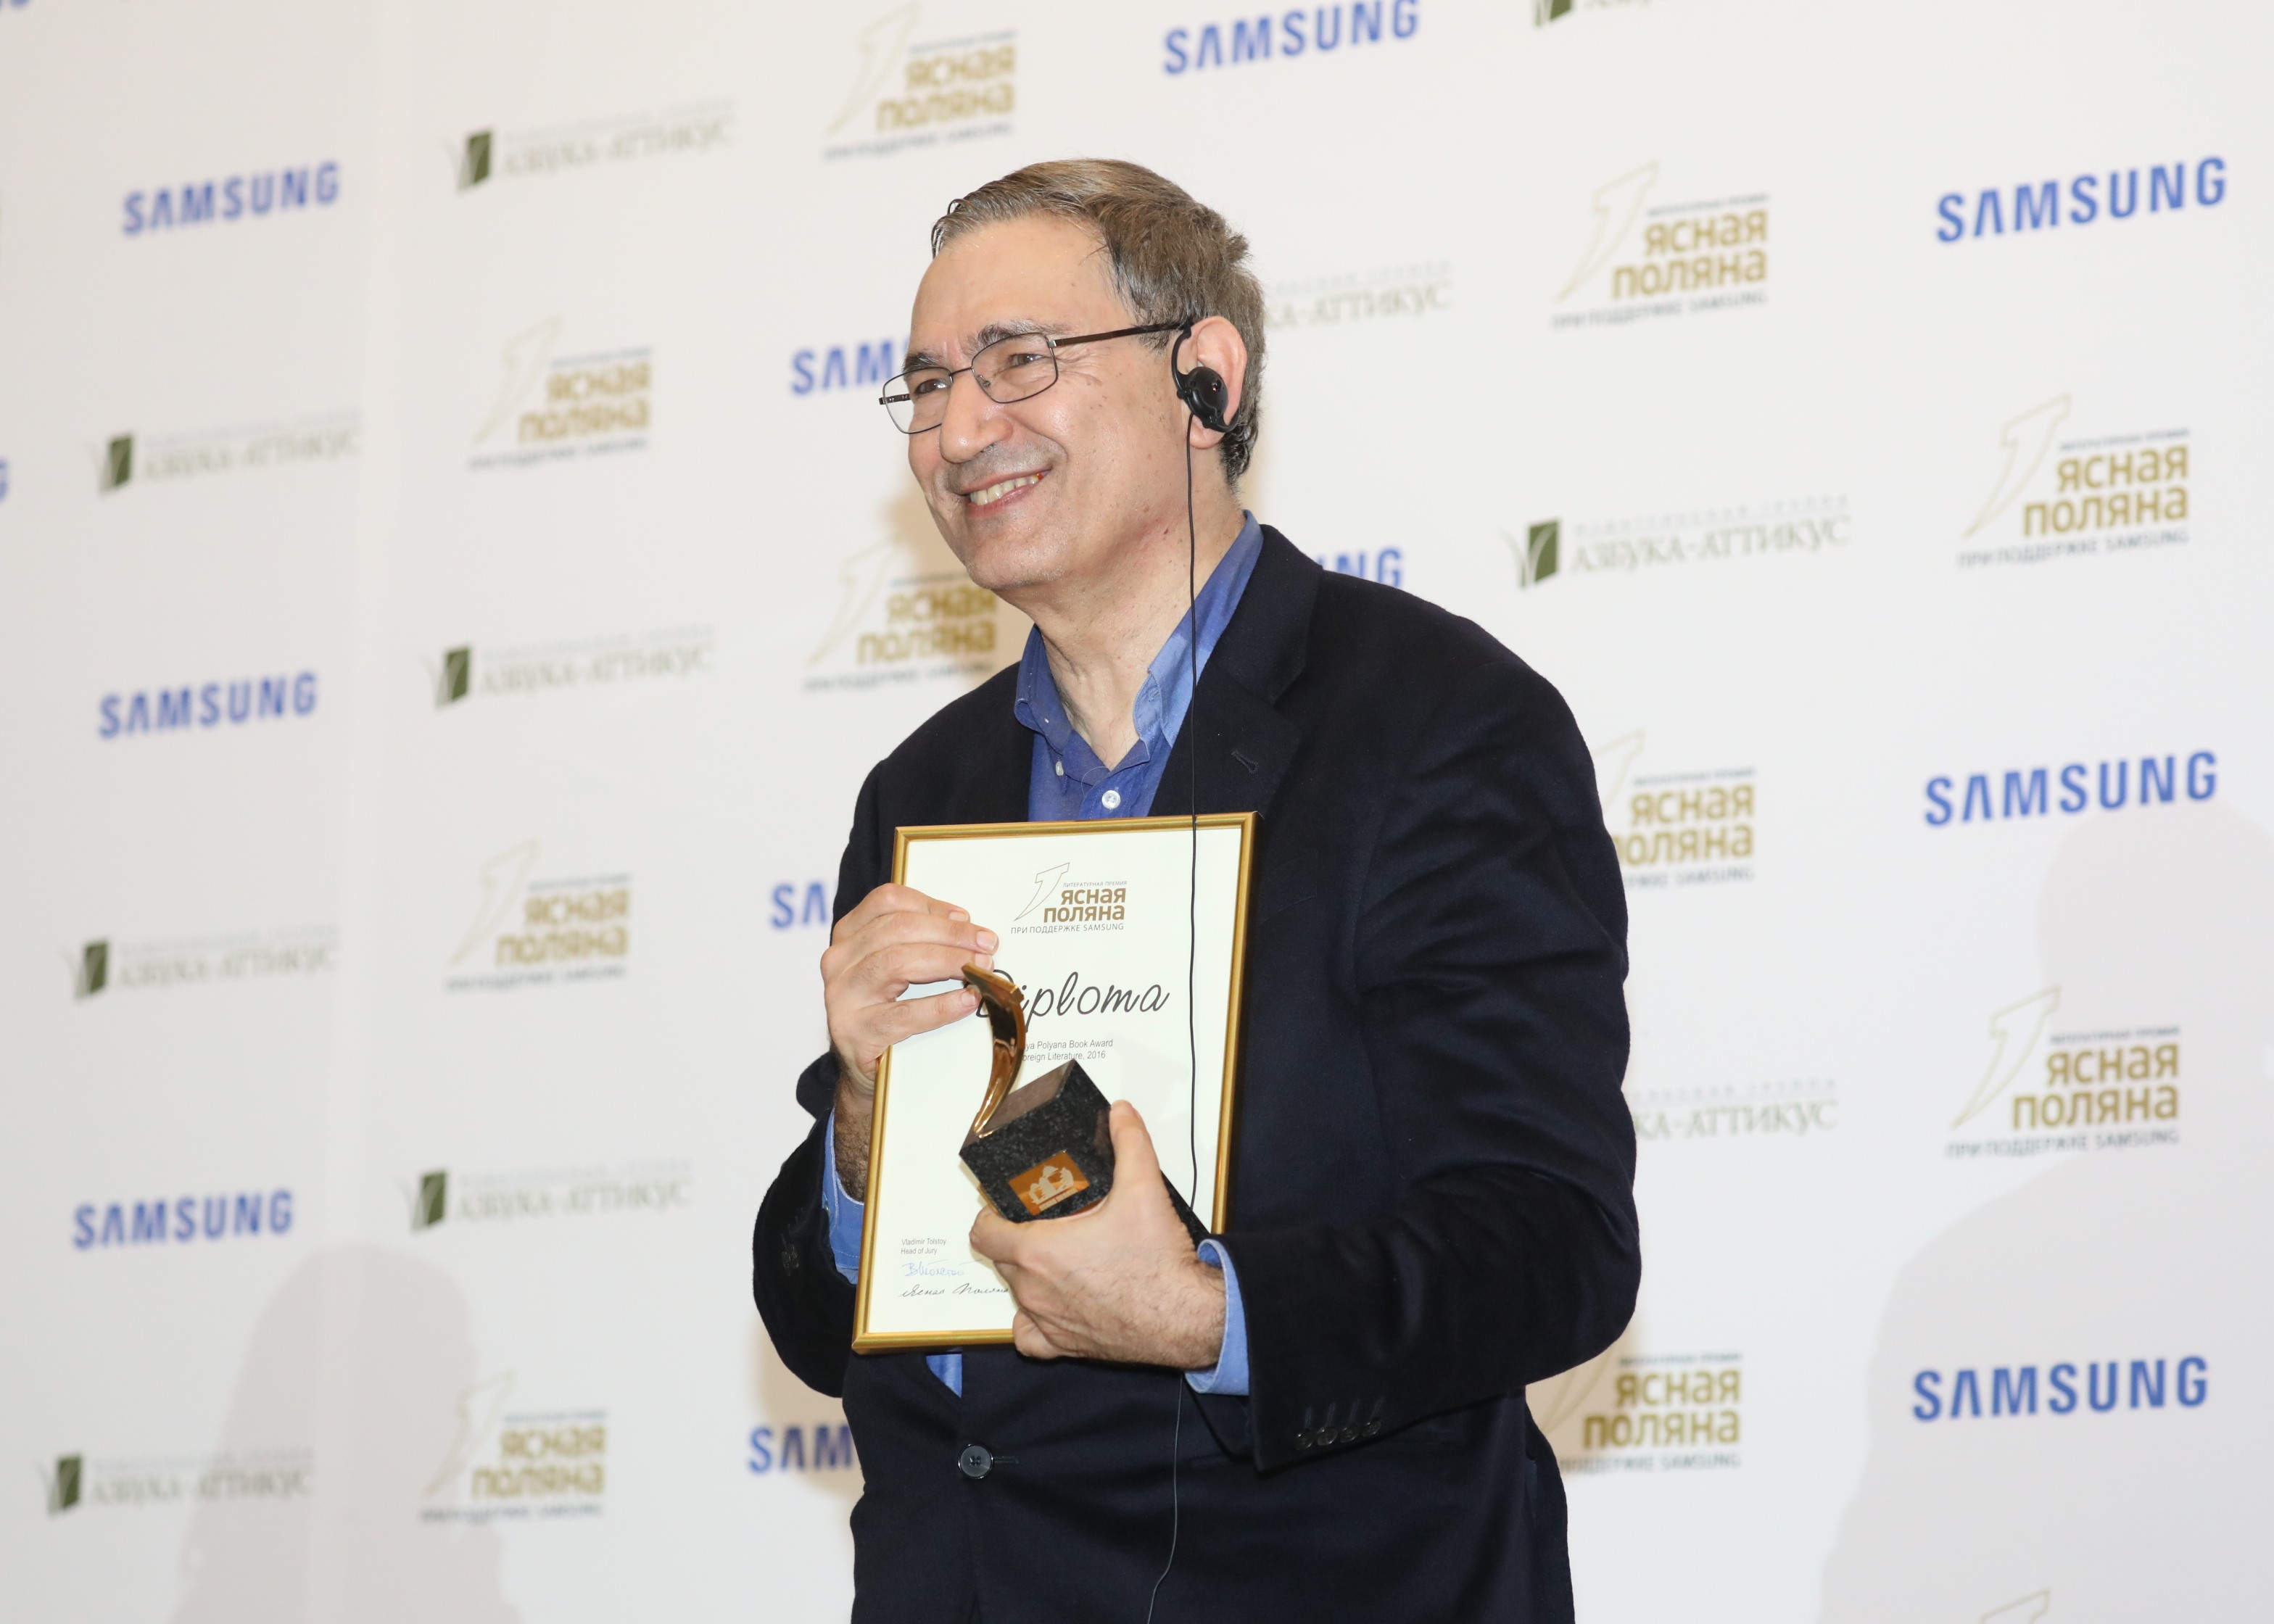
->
[755,160,1639,1623]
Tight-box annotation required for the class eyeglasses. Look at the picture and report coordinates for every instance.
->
[880,320,1189,434]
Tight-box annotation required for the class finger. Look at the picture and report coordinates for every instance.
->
[852,984,978,1053]
[1107,1100,1163,1184]
[835,883,976,941]
[827,887,906,950]
[826,885,969,963]
[844,902,998,957]
[1101,1103,1192,1243]
[832,954,985,1082]
[827,909,998,984]
[841,940,993,1006]
[834,914,999,991]
[969,1206,1020,1266]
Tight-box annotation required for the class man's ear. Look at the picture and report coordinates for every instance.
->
[1178,315,1249,451]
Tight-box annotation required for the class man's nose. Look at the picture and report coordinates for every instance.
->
[937,368,1011,463]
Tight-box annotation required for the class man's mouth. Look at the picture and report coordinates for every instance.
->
[964,473,1042,508]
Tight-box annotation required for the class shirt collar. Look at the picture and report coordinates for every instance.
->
[1014,512,1265,774]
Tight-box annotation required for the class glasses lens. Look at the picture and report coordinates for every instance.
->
[884,369,953,434]
[973,334,1058,405]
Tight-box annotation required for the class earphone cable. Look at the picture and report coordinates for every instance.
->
[1143,1379,1186,1624]
[1147,378,1204,1624]
[1184,402,1201,1207]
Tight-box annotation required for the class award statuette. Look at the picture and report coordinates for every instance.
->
[959,964,1210,1242]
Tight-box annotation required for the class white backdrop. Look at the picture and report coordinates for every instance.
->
[4,1,2270,1619]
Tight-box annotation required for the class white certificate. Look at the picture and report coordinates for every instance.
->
[852,813,1255,1351]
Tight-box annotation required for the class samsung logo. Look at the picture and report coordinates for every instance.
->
[1316,547,1403,586]
[1164,2,1419,74]
[769,882,831,929]
[746,1423,857,1473]
[791,340,900,396]
[1911,1356,2207,1420]
[99,673,319,739]
[1935,157,2225,242]
[123,163,342,236]
[1923,750,2215,826]
[73,1190,295,1249]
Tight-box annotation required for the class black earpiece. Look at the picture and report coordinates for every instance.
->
[1172,322,1233,434]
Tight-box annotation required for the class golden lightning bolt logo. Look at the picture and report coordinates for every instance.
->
[810,539,901,666]
[1591,730,1645,813]
[1015,863,1071,922]
[450,840,541,966]
[473,319,562,447]
[830,4,920,135]
[424,1372,515,1498]
[1964,395,2070,537]
[1953,986,2060,1128]
[1559,163,1657,301]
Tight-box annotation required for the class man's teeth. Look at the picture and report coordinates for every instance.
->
[967,475,1040,507]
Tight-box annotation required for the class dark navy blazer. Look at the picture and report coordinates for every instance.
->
[755,526,1639,1623]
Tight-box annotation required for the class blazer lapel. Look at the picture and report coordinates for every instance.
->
[1154,526,1317,822]
[935,669,1034,826]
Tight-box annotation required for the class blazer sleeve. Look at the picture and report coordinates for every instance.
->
[752,1078,857,1396]
[1217,658,1640,1472]
[751,766,891,1397]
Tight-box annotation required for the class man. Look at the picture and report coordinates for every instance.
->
[755,160,1637,1623]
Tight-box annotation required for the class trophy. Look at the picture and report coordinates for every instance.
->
[958,964,1208,1241]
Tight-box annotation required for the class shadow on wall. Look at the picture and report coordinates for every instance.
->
[1816,802,2274,1621]
[172,1246,518,1624]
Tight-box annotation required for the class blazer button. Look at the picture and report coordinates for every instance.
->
[1293,1431,1314,1451]
[1339,1425,1358,1444]
[778,1238,801,1277]
[1361,1420,1381,1438]
[957,1444,993,1480]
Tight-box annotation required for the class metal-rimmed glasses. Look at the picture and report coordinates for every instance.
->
[879,320,1188,434]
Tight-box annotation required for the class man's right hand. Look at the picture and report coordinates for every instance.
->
[823,884,996,1195]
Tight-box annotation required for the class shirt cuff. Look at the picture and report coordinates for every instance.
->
[1183,1239,1250,1396]
[820,1111,865,1285]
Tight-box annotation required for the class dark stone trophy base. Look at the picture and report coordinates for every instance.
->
[961,1058,1209,1243]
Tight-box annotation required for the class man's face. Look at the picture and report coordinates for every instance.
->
[904,215,1187,597]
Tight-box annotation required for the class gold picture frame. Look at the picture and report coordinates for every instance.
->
[850,813,1256,1352]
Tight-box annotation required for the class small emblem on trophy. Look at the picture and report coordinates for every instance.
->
[1012,1153,1091,1216]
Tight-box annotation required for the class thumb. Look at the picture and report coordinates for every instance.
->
[1108,1099,1162,1184]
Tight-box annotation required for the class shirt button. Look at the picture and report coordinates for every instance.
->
[957,1444,993,1480]
[1054,759,1064,777]
[1100,790,1122,810]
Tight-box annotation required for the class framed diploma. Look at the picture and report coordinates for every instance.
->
[851,813,1256,1352]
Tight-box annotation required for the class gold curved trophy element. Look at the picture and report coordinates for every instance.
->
[961,964,1027,1140]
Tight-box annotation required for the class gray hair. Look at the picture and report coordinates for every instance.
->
[932,159,1265,484]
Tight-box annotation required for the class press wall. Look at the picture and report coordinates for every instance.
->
[3,3,2268,1619]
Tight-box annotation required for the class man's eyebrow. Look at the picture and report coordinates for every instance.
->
[972,318,1072,349]
[904,320,1072,373]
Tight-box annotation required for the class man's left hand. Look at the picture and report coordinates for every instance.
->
[969,1101,1226,1370]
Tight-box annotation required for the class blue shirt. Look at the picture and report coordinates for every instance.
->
[822,513,1265,1397]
